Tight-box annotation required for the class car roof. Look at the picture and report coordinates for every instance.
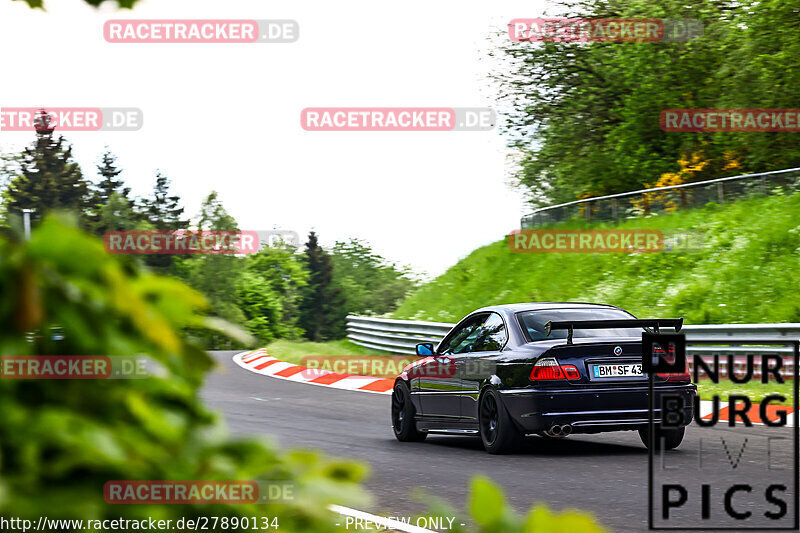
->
[437,302,635,351]
[472,302,626,314]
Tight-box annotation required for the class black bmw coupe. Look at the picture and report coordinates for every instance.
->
[391,303,696,454]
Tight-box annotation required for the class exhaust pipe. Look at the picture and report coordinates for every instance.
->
[543,424,571,438]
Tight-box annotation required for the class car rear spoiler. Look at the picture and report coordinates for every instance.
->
[544,318,683,344]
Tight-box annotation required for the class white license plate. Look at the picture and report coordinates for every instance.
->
[592,363,643,378]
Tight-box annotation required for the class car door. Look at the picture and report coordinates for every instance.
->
[416,313,488,422]
[458,312,508,424]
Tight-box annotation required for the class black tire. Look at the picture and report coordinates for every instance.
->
[479,388,522,454]
[391,382,426,442]
[638,425,685,450]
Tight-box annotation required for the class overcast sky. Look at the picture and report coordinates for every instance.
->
[0,0,552,277]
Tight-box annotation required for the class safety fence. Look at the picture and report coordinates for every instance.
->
[520,167,800,228]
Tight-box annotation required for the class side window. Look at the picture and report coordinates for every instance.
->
[472,313,507,352]
[439,315,487,355]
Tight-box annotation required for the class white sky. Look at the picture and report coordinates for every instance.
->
[0,0,552,277]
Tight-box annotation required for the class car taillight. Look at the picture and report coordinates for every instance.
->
[530,357,580,381]
[658,372,690,382]
[653,344,691,381]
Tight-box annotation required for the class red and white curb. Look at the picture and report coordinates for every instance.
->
[233,349,796,426]
[233,349,395,394]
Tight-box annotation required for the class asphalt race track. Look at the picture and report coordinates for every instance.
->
[203,351,797,532]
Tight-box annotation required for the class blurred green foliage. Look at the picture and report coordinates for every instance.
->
[0,215,370,530]
[393,192,800,324]
[422,477,606,533]
[468,477,606,532]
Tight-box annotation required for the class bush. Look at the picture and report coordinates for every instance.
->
[0,216,368,530]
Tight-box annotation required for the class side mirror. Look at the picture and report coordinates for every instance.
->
[416,343,434,357]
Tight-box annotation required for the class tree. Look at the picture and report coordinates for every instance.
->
[236,271,285,344]
[3,115,93,229]
[298,231,346,341]
[180,191,246,348]
[95,150,129,205]
[195,189,236,231]
[137,171,187,272]
[0,151,20,191]
[0,151,21,223]
[140,171,186,231]
[239,241,309,343]
[98,192,139,233]
[331,239,416,316]
[490,0,798,206]
[91,149,134,236]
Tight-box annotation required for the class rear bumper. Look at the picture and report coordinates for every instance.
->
[500,383,696,434]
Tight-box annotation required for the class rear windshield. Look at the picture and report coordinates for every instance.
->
[517,308,641,342]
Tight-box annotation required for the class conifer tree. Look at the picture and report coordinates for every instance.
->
[140,171,187,231]
[96,150,130,205]
[298,231,346,341]
[91,149,134,235]
[3,112,92,229]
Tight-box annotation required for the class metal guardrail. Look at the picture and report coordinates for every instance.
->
[521,167,800,228]
[346,316,453,354]
[346,315,799,378]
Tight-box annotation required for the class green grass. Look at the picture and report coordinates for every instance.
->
[696,380,794,404]
[262,339,391,365]
[393,192,800,325]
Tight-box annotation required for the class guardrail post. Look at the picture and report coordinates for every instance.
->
[717,182,725,204]
[611,198,618,225]
[585,201,592,222]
